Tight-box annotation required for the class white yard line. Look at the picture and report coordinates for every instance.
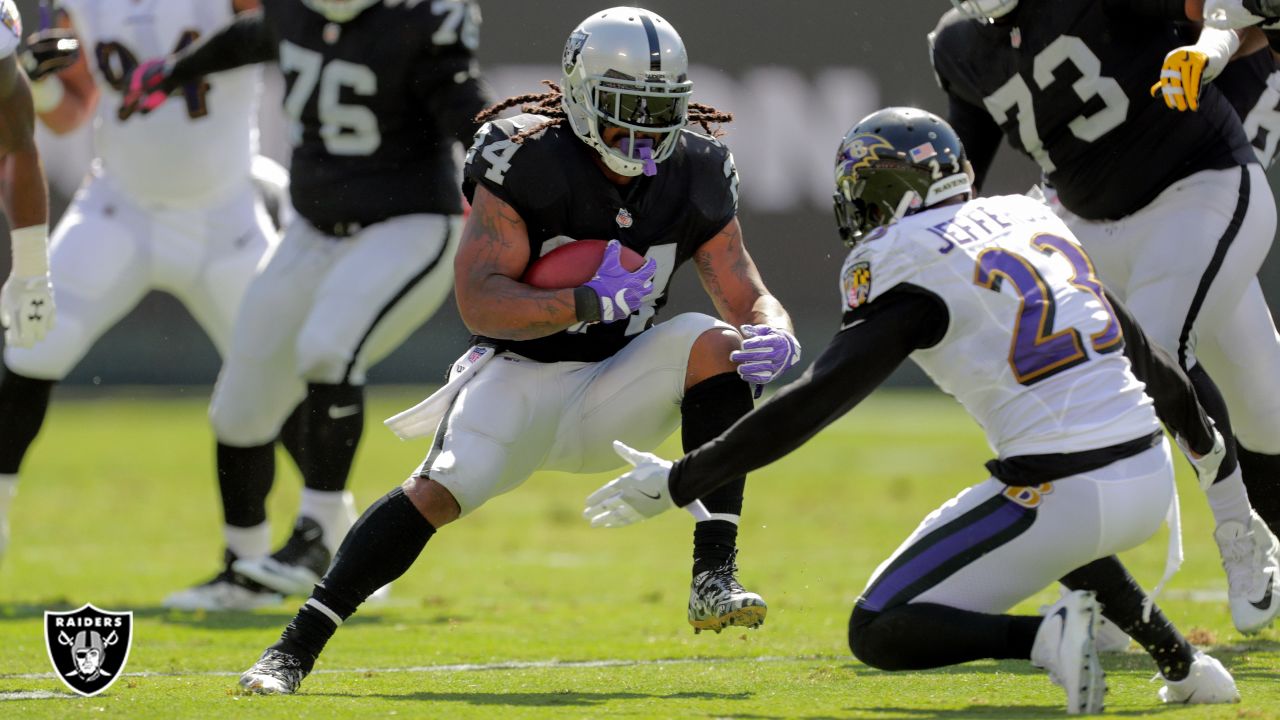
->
[0,653,845,688]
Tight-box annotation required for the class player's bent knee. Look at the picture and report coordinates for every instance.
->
[848,604,907,671]
[686,327,742,388]
[402,475,461,528]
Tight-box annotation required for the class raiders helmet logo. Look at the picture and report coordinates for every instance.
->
[563,30,589,74]
[45,604,134,697]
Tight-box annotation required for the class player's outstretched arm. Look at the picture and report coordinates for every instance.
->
[0,53,54,348]
[453,186,589,341]
[118,8,276,119]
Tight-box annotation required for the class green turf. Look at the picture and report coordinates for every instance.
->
[0,388,1276,718]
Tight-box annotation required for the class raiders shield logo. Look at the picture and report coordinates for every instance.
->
[563,30,589,74]
[45,604,133,697]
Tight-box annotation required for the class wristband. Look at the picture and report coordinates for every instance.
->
[1195,27,1242,81]
[10,224,50,277]
[29,77,64,114]
[574,286,601,323]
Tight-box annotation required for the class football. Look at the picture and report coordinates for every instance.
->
[521,239,646,289]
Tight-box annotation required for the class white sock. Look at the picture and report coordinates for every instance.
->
[1205,467,1254,527]
[224,522,271,561]
[299,489,357,554]
[0,474,17,516]
[699,513,740,526]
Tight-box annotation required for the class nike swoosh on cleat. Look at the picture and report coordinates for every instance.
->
[638,490,662,500]
[1250,570,1276,611]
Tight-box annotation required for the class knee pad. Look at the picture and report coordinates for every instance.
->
[296,323,356,385]
[848,604,898,671]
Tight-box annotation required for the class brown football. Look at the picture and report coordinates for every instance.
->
[521,239,646,289]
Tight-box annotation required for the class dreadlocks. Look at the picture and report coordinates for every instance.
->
[473,81,733,145]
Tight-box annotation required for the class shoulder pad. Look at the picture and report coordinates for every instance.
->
[463,114,567,210]
[839,226,916,312]
[680,130,740,225]
[0,0,21,60]
[928,9,982,95]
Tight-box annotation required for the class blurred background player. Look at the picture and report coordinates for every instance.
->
[0,0,275,568]
[931,0,1280,635]
[0,0,55,562]
[235,7,799,694]
[585,108,1241,713]
[119,0,493,609]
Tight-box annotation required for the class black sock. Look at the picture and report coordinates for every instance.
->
[280,402,307,476]
[274,487,435,663]
[298,383,364,493]
[217,442,275,528]
[1060,556,1195,681]
[1237,444,1280,533]
[1186,365,1240,483]
[849,602,1040,670]
[0,370,55,474]
[682,372,753,574]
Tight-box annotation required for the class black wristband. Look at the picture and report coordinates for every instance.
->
[574,286,601,323]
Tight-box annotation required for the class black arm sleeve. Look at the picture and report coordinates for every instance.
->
[1103,0,1189,18]
[948,93,1003,191]
[167,9,278,85]
[1107,289,1216,454]
[667,289,948,507]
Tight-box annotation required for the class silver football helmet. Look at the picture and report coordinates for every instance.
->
[561,7,693,177]
[950,0,1020,21]
[301,0,380,23]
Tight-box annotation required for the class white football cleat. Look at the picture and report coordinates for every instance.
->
[1094,615,1131,653]
[1159,652,1240,704]
[1214,512,1280,634]
[688,551,767,633]
[1032,590,1106,715]
[239,649,310,695]
[233,517,329,596]
[164,570,282,611]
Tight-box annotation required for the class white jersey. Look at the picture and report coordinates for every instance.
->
[0,0,21,59]
[839,194,1159,458]
[62,0,260,207]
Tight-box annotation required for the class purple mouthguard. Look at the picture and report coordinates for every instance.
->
[618,138,658,177]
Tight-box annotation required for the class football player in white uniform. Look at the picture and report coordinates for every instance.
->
[585,108,1241,713]
[0,0,278,573]
[0,0,56,561]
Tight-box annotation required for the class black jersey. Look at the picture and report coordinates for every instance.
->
[1215,47,1280,166]
[930,0,1256,220]
[258,0,487,232]
[462,114,739,363]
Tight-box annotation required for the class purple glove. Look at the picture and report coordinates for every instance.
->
[731,324,801,392]
[581,240,658,323]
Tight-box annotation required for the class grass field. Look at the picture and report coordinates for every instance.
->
[0,387,1277,719]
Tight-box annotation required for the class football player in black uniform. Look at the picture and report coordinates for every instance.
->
[0,0,57,559]
[235,6,799,694]
[116,0,491,609]
[932,0,1280,635]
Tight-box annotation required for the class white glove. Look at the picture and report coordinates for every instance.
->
[1176,426,1228,491]
[0,274,54,348]
[583,441,677,528]
[1203,0,1265,29]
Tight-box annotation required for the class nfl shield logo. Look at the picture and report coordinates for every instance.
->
[615,208,634,228]
[44,604,133,697]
